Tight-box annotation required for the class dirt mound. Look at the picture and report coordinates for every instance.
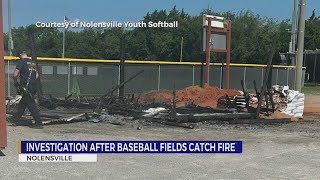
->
[139,85,240,108]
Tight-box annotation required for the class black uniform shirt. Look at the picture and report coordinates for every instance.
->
[16,58,38,93]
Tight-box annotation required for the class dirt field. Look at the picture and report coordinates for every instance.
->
[304,95,320,116]
[1,95,320,180]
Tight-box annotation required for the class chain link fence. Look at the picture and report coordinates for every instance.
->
[4,59,304,97]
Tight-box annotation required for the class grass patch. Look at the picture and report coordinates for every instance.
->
[302,84,320,95]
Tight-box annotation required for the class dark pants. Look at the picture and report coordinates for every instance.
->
[13,92,42,125]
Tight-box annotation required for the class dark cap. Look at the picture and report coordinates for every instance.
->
[16,50,27,57]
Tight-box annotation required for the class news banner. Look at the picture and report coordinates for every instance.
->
[18,141,242,162]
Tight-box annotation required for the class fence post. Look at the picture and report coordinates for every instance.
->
[220,66,223,88]
[67,61,71,95]
[192,65,195,86]
[261,68,264,87]
[287,68,289,86]
[158,65,161,91]
[118,65,120,96]
[7,60,10,96]
[276,68,279,85]
[243,66,247,89]
[295,67,297,89]
[208,64,210,86]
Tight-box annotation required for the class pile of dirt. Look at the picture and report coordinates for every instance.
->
[139,85,240,108]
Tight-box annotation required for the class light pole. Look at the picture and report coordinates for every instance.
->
[62,27,65,58]
[62,16,72,58]
[7,0,13,56]
[7,0,13,96]
[62,16,71,95]
[119,29,125,97]
[63,25,70,95]
[180,37,183,62]
[290,0,298,66]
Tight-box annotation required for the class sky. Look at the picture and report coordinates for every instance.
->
[2,0,320,32]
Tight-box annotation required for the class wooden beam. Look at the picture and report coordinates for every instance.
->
[0,0,7,149]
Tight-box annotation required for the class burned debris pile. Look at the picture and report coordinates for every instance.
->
[6,84,301,128]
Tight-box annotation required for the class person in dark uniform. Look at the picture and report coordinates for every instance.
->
[10,50,43,129]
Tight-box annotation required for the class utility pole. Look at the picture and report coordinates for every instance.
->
[62,28,66,58]
[119,31,125,97]
[63,28,70,95]
[295,0,306,91]
[313,53,317,86]
[7,0,13,96]
[205,17,211,85]
[290,0,298,66]
[180,37,183,62]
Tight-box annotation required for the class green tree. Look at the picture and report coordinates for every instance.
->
[3,7,319,64]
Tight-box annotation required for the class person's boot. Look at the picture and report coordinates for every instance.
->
[7,116,18,126]
[29,123,44,129]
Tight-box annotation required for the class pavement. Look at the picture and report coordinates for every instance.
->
[1,118,320,180]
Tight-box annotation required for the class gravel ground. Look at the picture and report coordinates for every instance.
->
[1,118,320,180]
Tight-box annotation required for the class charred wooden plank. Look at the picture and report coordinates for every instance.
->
[175,113,255,122]
[229,118,292,124]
